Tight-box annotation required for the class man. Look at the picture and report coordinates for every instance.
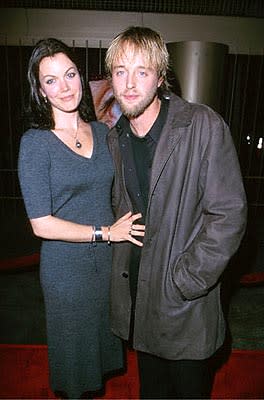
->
[105,26,247,399]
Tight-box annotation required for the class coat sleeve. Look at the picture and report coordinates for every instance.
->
[174,110,247,300]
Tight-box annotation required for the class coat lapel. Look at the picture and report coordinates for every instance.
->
[149,94,192,196]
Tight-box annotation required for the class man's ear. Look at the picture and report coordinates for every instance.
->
[158,77,163,88]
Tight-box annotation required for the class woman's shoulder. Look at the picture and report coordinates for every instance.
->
[20,128,51,151]
[22,128,50,139]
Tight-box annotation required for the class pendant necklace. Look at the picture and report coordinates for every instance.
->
[74,123,82,149]
[75,137,82,149]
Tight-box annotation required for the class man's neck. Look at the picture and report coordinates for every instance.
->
[129,97,161,138]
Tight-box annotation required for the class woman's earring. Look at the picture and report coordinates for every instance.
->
[43,96,48,103]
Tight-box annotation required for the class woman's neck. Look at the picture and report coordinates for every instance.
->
[53,110,80,131]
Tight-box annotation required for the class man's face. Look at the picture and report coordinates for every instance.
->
[111,45,163,119]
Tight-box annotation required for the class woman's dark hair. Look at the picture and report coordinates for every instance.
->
[26,38,95,129]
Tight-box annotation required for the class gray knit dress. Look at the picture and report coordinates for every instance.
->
[18,122,123,399]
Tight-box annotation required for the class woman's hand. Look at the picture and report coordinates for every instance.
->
[107,211,145,247]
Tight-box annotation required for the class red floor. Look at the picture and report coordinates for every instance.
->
[0,344,264,399]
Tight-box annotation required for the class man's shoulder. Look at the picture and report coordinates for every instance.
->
[166,91,224,127]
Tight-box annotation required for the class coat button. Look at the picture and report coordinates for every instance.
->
[122,272,129,278]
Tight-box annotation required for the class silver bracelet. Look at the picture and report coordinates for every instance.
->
[107,226,111,245]
[94,227,103,241]
[92,226,96,242]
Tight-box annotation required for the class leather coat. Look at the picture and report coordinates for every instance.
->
[107,93,247,360]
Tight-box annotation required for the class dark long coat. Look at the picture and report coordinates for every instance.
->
[107,93,247,360]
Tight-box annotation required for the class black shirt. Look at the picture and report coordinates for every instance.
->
[119,97,169,219]
[117,97,169,310]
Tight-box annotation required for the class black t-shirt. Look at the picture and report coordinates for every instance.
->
[118,97,169,309]
[123,97,169,218]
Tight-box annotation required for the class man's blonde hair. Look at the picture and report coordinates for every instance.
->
[105,26,169,91]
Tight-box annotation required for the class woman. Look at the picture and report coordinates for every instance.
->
[18,38,144,399]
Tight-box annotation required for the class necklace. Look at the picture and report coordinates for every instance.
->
[75,137,82,149]
[74,122,82,149]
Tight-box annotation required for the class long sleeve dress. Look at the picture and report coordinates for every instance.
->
[18,121,123,399]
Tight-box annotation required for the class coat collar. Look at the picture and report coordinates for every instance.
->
[111,92,192,139]
[148,93,192,199]
[107,92,193,205]
[165,92,193,129]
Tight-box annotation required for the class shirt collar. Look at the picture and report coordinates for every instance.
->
[117,96,169,143]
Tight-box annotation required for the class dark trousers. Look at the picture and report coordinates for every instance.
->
[137,351,213,399]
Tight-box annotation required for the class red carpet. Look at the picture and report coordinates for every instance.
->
[0,253,40,271]
[0,344,264,399]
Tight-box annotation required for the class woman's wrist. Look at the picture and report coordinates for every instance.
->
[90,226,111,244]
[101,226,111,243]
[91,225,95,242]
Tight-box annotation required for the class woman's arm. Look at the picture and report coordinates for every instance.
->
[30,211,145,246]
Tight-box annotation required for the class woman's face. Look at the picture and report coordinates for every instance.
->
[39,52,82,115]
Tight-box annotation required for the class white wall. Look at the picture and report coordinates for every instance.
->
[0,8,263,54]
